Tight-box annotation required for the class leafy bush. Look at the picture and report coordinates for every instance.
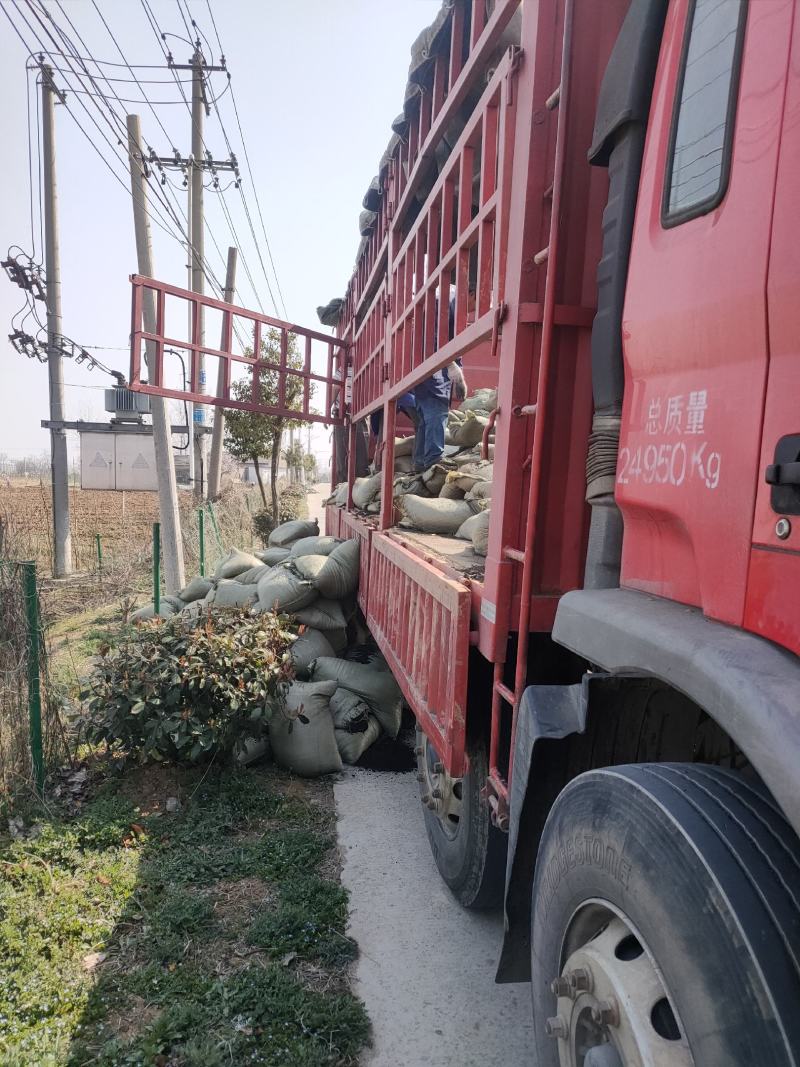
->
[252,507,277,547]
[252,484,308,544]
[84,610,295,764]
[278,483,308,523]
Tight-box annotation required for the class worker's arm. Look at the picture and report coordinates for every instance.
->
[448,360,467,402]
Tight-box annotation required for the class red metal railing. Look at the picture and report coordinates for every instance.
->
[340,510,373,615]
[348,50,518,423]
[351,284,387,419]
[128,275,347,426]
[366,533,471,775]
[325,503,342,540]
[341,0,521,333]
[387,50,516,406]
[391,1,519,227]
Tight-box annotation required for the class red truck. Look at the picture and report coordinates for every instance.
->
[130,0,800,1063]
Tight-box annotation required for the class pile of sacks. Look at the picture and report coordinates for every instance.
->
[328,387,495,557]
[131,517,401,775]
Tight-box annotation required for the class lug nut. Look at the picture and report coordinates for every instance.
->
[414,745,424,756]
[545,1016,568,1039]
[433,761,444,773]
[591,999,619,1028]
[431,787,443,799]
[568,967,593,994]
[421,793,430,805]
[415,772,425,783]
[550,976,571,997]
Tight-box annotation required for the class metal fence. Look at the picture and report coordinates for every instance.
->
[0,561,63,801]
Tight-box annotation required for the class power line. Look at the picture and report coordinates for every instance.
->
[206,1,288,315]
[141,0,285,320]
[35,65,194,84]
[14,1,186,245]
[57,86,199,105]
[138,0,270,318]
[87,0,242,321]
[15,0,240,320]
[5,0,255,359]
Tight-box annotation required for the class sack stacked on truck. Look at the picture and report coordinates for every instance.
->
[320,387,495,552]
[394,389,493,552]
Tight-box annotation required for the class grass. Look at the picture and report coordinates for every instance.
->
[47,602,139,702]
[0,765,369,1066]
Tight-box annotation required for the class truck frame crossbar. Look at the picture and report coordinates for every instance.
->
[128,275,347,426]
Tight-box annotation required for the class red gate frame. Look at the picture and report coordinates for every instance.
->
[128,275,347,426]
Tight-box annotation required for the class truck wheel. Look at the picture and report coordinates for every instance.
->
[416,728,506,909]
[530,764,800,1067]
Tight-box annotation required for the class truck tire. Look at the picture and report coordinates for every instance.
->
[530,764,800,1067]
[416,728,506,909]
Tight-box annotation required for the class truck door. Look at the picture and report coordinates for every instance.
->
[744,4,800,657]
[619,0,793,628]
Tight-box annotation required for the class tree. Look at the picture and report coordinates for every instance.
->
[224,328,309,518]
[302,451,318,483]
[282,441,305,484]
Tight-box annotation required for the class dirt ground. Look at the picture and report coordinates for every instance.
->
[0,480,259,576]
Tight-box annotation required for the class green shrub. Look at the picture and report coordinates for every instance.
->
[252,507,277,546]
[278,483,308,523]
[84,610,294,764]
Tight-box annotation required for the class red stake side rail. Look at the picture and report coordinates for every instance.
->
[348,47,518,425]
[366,532,471,777]
[345,0,521,326]
[128,275,348,427]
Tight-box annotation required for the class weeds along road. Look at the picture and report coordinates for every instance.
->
[336,768,533,1067]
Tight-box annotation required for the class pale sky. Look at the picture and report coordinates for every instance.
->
[0,0,439,463]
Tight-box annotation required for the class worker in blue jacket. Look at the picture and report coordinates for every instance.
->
[413,291,468,471]
[413,361,466,470]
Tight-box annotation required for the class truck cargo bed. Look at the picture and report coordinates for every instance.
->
[391,529,485,582]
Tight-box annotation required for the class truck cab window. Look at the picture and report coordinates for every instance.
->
[663,0,746,224]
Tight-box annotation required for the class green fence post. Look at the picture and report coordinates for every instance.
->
[153,522,161,615]
[95,533,102,574]
[198,507,205,577]
[207,501,223,550]
[22,562,44,794]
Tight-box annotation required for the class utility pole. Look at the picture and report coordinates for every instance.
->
[41,64,72,577]
[148,45,235,498]
[126,114,186,593]
[207,246,237,500]
[190,49,206,495]
[186,179,195,491]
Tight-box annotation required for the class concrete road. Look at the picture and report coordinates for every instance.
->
[306,482,329,528]
[335,768,533,1067]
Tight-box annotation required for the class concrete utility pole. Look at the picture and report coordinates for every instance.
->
[41,64,72,577]
[191,50,207,495]
[207,246,237,500]
[186,179,195,491]
[126,114,186,593]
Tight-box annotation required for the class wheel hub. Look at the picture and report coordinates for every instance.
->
[547,914,692,1067]
[415,735,463,837]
